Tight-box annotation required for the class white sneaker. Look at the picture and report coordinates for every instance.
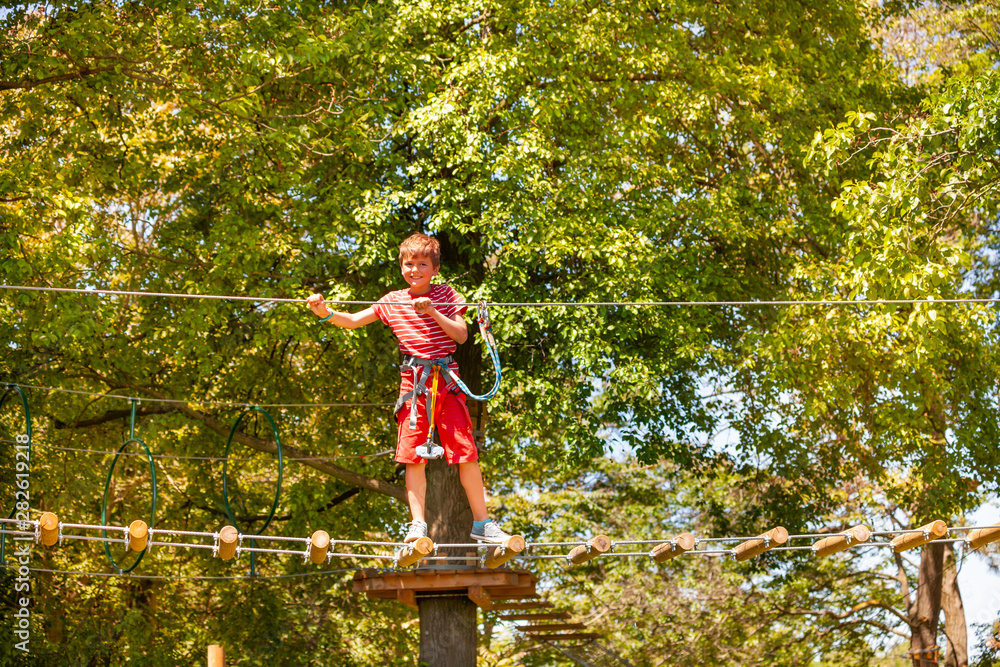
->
[470,520,511,544]
[404,521,427,543]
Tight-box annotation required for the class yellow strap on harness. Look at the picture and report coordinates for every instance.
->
[426,366,440,436]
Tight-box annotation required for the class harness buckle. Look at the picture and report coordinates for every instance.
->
[415,442,445,459]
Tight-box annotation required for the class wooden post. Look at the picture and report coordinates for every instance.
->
[207,644,224,667]
[396,536,434,568]
[967,523,1000,550]
[813,525,870,557]
[38,512,58,547]
[128,520,148,553]
[891,520,948,553]
[651,533,696,562]
[484,535,525,568]
[218,525,239,561]
[309,530,330,565]
[733,527,788,561]
[567,535,612,565]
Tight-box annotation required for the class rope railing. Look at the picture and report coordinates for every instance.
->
[5,382,394,408]
[3,283,999,308]
[0,438,393,463]
[3,516,997,575]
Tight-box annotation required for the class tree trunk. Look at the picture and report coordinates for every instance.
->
[417,324,484,666]
[910,542,946,667]
[941,546,968,667]
[418,595,479,667]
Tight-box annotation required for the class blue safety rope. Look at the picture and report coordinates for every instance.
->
[444,301,501,401]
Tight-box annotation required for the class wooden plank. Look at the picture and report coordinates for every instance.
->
[814,526,871,557]
[531,633,600,642]
[523,623,586,633]
[468,585,493,610]
[485,535,526,568]
[568,536,612,565]
[482,584,537,600]
[891,520,948,553]
[969,523,1000,550]
[354,570,519,593]
[734,527,788,562]
[397,589,417,609]
[500,612,570,621]
[651,532,696,562]
[396,537,434,568]
[492,601,553,612]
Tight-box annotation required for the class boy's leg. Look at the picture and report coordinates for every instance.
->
[405,462,428,524]
[458,461,489,522]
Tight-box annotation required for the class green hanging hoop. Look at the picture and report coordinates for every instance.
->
[222,406,283,575]
[1,384,32,563]
[101,401,157,573]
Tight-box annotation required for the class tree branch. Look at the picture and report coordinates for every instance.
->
[53,406,176,429]
[174,403,405,501]
[0,66,119,90]
[773,599,913,628]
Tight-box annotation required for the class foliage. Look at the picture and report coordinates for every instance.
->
[0,0,996,664]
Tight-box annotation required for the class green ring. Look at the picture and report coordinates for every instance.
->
[1,384,31,563]
[101,437,157,574]
[222,407,283,537]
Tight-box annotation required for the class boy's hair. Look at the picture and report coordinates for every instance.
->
[398,233,440,268]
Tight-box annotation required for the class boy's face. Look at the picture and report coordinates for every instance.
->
[400,253,439,293]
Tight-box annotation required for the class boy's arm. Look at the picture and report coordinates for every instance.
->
[413,297,468,344]
[306,293,379,329]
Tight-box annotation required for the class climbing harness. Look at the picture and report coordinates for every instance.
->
[392,302,502,460]
[415,367,444,460]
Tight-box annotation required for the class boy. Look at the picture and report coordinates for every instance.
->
[306,233,511,544]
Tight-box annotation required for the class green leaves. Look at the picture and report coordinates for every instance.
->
[4,0,1000,662]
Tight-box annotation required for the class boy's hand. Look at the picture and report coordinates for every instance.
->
[306,293,331,318]
[412,297,436,315]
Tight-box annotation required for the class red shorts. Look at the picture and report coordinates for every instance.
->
[395,374,479,465]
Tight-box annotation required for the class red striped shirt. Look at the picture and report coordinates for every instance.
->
[374,284,467,372]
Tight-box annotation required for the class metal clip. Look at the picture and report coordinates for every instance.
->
[146,528,155,553]
[211,532,220,558]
